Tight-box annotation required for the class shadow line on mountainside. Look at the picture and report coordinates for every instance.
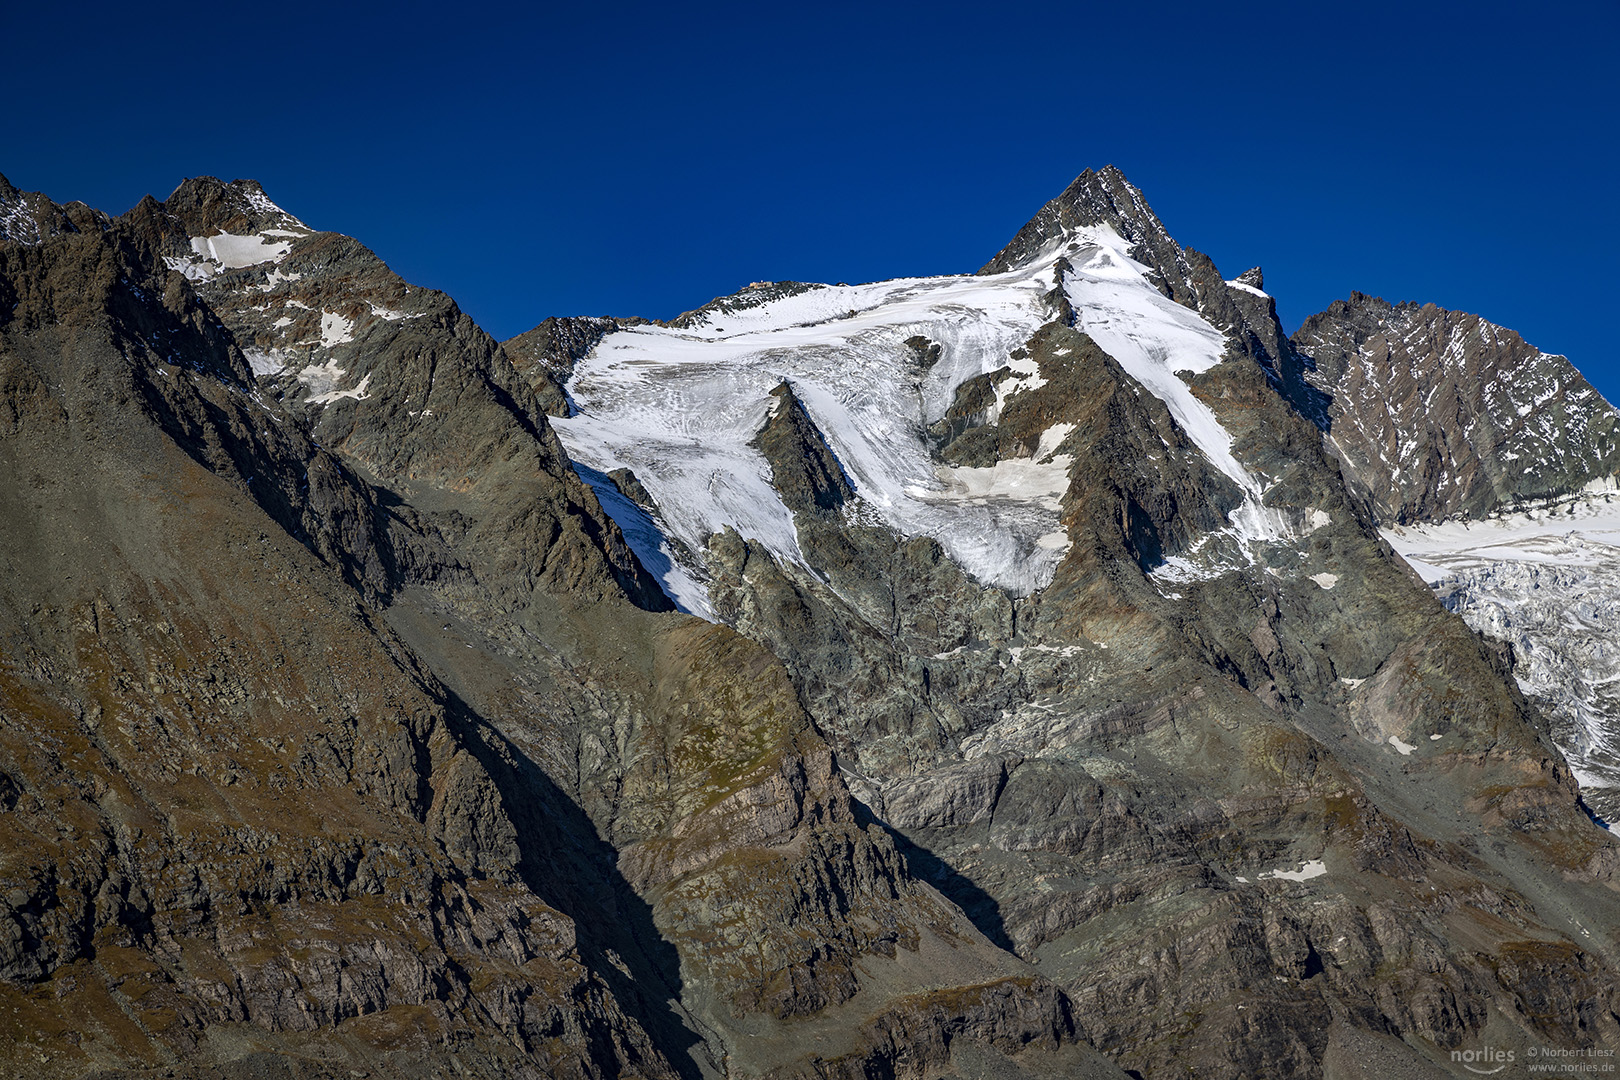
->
[850,797,1019,955]
[443,688,707,1080]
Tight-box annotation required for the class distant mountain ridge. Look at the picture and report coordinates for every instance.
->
[1295,291,1620,524]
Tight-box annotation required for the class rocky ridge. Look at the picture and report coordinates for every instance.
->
[1295,291,1620,525]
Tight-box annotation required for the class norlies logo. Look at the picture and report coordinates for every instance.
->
[1453,1046,1516,1074]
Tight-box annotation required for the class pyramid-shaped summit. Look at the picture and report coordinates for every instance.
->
[979,165,1174,275]
[158,176,309,236]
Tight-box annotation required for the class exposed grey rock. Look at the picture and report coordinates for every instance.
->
[1294,291,1620,523]
[503,315,643,417]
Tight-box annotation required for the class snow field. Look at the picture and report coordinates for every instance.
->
[555,223,1277,615]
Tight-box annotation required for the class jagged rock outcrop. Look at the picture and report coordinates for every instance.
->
[1294,291,1620,523]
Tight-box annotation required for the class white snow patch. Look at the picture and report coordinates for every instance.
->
[242,348,290,376]
[1310,573,1339,590]
[1388,735,1417,756]
[320,311,355,348]
[1260,860,1326,882]
[307,372,373,405]
[1226,278,1270,299]
[923,424,1073,511]
[1429,734,1443,741]
[167,232,297,282]
[369,303,422,322]
[1150,553,1219,585]
[992,352,1047,415]
[199,234,292,268]
[1584,475,1620,496]
[297,356,347,397]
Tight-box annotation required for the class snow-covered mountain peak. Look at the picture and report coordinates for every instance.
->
[549,198,1297,615]
[978,166,1172,277]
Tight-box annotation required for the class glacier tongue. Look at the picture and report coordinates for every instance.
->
[553,225,1272,614]
[1384,496,1620,820]
[553,261,1063,612]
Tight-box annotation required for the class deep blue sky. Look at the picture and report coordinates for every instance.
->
[8,1,1617,399]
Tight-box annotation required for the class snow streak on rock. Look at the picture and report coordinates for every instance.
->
[1057,228,1289,548]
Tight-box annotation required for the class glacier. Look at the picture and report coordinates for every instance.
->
[1384,488,1620,821]
[553,223,1282,617]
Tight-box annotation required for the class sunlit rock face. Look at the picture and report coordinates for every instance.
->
[1295,293,1620,526]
